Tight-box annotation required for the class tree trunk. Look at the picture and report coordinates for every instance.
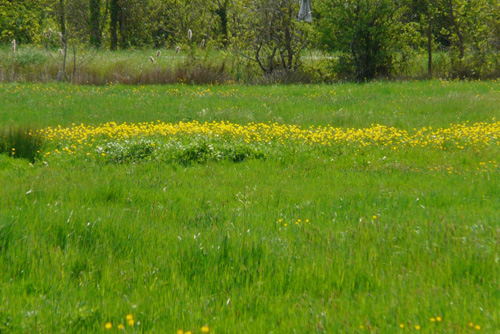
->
[427,19,432,78]
[72,44,77,81]
[215,0,229,47]
[110,0,119,50]
[57,38,68,82]
[119,0,127,49]
[59,0,66,37]
[447,0,465,61]
[89,0,101,48]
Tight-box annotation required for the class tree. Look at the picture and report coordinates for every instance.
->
[147,0,176,47]
[58,0,66,37]
[490,0,500,74]
[316,0,416,81]
[215,0,230,47]
[436,0,499,77]
[404,0,440,77]
[0,0,49,44]
[89,0,101,48]
[233,0,309,75]
[109,0,119,50]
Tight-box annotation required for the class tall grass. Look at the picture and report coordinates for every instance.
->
[0,47,234,85]
[2,45,498,85]
[0,82,499,332]
[1,154,498,333]
[0,126,44,162]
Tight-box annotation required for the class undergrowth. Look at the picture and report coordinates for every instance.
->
[4,46,499,85]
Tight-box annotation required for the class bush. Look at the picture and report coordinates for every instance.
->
[95,139,155,163]
[316,0,419,81]
[94,137,268,165]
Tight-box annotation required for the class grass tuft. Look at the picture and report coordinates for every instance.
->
[0,126,44,163]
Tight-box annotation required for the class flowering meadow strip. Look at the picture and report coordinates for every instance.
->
[38,120,500,150]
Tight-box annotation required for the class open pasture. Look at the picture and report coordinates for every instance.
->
[0,81,499,333]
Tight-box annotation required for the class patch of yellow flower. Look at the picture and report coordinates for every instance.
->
[278,218,310,227]
[38,120,500,150]
[105,314,136,331]
[177,326,209,334]
[126,314,135,326]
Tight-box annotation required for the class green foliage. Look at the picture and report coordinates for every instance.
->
[403,0,500,79]
[106,0,218,49]
[0,126,44,163]
[232,0,310,76]
[96,139,155,163]
[316,0,418,81]
[89,0,101,48]
[95,137,267,165]
[440,0,500,78]
[0,0,51,44]
[2,0,500,81]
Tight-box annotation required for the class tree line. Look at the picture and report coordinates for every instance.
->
[1,0,499,80]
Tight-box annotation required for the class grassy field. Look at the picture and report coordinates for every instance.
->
[0,81,499,333]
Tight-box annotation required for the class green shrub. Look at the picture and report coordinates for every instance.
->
[94,137,269,165]
[95,139,155,163]
[168,139,268,165]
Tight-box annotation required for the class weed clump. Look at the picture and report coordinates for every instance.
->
[0,127,44,163]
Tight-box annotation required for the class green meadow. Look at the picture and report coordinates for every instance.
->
[1,81,499,333]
